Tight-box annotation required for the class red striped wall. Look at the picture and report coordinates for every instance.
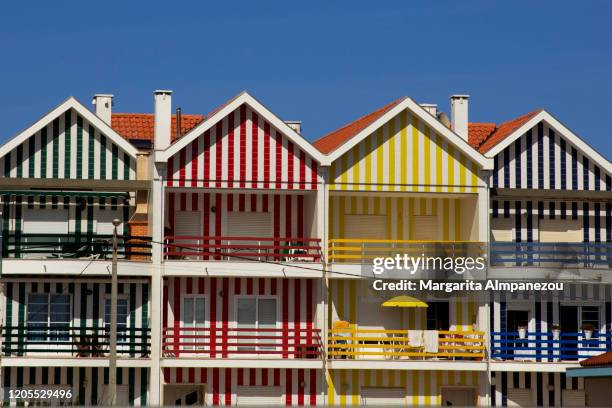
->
[166,104,318,190]
[163,367,320,406]
[166,192,307,257]
[163,277,317,354]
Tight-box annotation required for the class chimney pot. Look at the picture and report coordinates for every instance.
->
[92,94,114,125]
[154,90,172,150]
[450,94,469,141]
[420,103,438,117]
[285,120,302,135]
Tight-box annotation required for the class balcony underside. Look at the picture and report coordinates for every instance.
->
[161,358,323,369]
[1,356,152,367]
[162,260,322,278]
[327,359,488,371]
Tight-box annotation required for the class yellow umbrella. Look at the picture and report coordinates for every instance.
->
[382,295,428,308]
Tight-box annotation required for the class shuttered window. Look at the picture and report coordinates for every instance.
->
[96,209,124,235]
[361,387,405,405]
[236,386,282,406]
[344,214,387,240]
[539,218,582,243]
[491,218,514,242]
[174,211,202,237]
[22,208,68,234]
[562,389,586,407]
[413,215,439,240]
[507,388,534,407]
[226,212,273,238]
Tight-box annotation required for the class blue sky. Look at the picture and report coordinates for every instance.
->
[2,1,611,157]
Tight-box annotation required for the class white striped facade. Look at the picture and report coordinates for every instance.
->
[166,104,319,190]
[2,367,149,406]
[329,280,479,332]
[329,195,466,241]
[163,368,321,406]
[491,371,584,407]
[327,370,485,406]
[2,279,150,342]
[0,108,136,180]
[165,192,311,240]
[329,109,486,192]
[491,121,611,191]
[491,199,612,242]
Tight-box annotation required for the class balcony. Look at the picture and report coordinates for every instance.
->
[163,236,322,262]
[3,233,152,260]
[328,327,485,360]
[1,325,151,357]
[490,242,612,268]
[162,326,322,359]
[491,331,612,361]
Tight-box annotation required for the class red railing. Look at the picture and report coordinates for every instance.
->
[162,327,322,358]
[163,236,322,262]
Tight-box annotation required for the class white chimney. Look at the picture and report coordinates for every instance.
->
[154,90,172,150]
[285,120,302,134]
[92,94,113,125]
[420,103,438,117]
[450,94,469,141]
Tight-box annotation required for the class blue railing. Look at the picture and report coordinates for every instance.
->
[491,331,612,361]
[490,242,612,268]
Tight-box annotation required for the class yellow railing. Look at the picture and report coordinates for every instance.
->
[328,239,486,263]
[328,328,486,360]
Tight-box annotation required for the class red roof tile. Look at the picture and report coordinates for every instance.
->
[468,123,496,149]
[472,110,542,153]
[111,113,204,142]
[580,351,612,367]
[313,98,405,154]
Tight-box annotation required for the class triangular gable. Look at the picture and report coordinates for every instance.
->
[160,92,324,189]
[0,97,138,180]
[484,110,612,190]
[321,99,493,192]
[321,97,493,169]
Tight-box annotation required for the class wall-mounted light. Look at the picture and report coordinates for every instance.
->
[211,206,217,213]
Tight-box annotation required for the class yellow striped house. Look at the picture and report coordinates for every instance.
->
[315,96,493,406]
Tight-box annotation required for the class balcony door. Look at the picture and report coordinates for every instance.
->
[560,305,601,359]
[182,296,207,351]
[174,211,202,259]
[226,212,273,260]
[236,297,277,353]
[344,214,387,240]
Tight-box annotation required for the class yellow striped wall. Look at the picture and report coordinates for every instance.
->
[327,369,482,406]
[329,109,484,192]
[329,196,463,241]
[328,280,478,332]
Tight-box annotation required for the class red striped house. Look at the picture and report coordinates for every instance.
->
[158,92,324,190]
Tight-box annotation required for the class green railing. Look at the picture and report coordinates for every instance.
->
[2,325,151,357]
[2,233,152,259]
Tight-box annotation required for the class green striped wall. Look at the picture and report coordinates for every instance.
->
[0,109,136,180]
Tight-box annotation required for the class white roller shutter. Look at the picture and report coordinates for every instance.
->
[562,389,586,407]
[539,219,582,243]
[174,211,202,237]
[491,218,514,242]
[22,208,68,234]
[236,386,282,406]
[344,215,387,240]
[507,388,534,407]
[226,212,273,238]
[413,215,439,240]
[361,387,405,405]
[96,209,124,235]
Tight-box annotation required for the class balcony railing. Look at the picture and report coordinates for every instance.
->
[164,236,322,262]
[490,242,612,268]
[162,326,322,358]
[2,325,151,357]
[328,328,486,360]
[491,331,612,361]
[3,233,152,260]
[328,239,486,263]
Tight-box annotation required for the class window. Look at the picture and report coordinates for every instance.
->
[236,297,277,351]
[27,294,71,341]
[581,306,600,330]
[426,302,450,330]
[183,296,206,350]
[104,298,129,343]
